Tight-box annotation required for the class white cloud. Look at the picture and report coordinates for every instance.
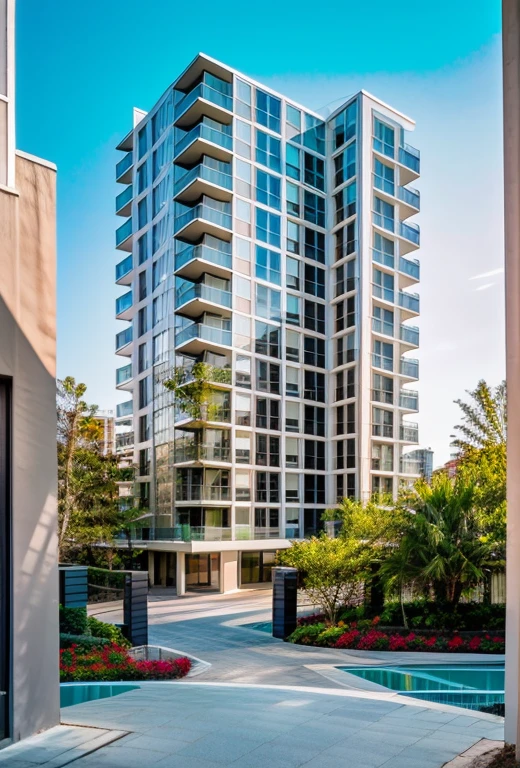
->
[469,267,504,280]
[475,282,496,291]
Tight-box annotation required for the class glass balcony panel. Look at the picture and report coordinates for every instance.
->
[176,282,232,309]
[116,291,132,315]
[398,185,420,209]
[175,123,233,158]
[175,485,231,502]
[400,423,419,442]
[175,204,232,233]
[399,143,420,173]
[374,174,395,196]
[372,137,394,158]
[373,284,395,303]
[175,323,232,348]
[175,244,232,273]
[372,354,394,372]
[372,424,394,438]
[399,256,420,280]
[372,248,395,269]
[116,184,133,213]
[177,83,233,120]
[116,151,133,180]
[400,358,419,378]
[372,317,394,336]
[116,364,132,385]
[116,218,133,247]
[116,400,133,418]
[400,325,419,345]
[399,390,418,410]
[116,327,133,350]
[174,442,231,462]
[399,221,420,245]
[399,291,420,313]
[174,164,232,197]
[373,211,395,232]
[116,255,133,281]
[116,431,134,449]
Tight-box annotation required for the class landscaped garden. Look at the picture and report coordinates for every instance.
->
[59,605,191,682]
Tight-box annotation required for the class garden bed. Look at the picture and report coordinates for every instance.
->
[60,643,191,682]
[287,618,505,653]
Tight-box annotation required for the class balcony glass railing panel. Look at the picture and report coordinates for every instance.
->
[398,185,420,209]
[400,423,419,442]
[372,248,395,269]
[373,174,395,196]
[399,221,420,245]
[115,184,133,213]
[399,256,420,280]
[174,443,231,462]
[115,255,133,281]
[177,83,233,119]
[373,211,395,232]
[399,390,419,410]
[175,204,232,233]
[176,282,232,309]
[372,354,394,372]
[400,325,419,345]
[400,458,421,473]
[115,291,132,315]
[399,143,420,173]
[116,151,133,180]
[116,364,132,385]
[399,291,420,313]
[175,485,232,502]
[372,388,394,405]
[175,123,233,158]
[174,164,232,197]
[373,284,395,303]
[116,218,133,246]
[175,323,232,348]
[116,400,133,418]
[116,431,134,449]
[175,244,232,273]
[116,327,133,350]
[372,424,394,438]
[175,405,231,423]
[400,358,419,378]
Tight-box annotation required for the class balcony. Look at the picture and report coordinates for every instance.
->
[116,431,134,450]
[398,290,420,318]
[115,290,132,320]
[175,203,232,242]
[399,221,420,252]
[398,184,420,218]
[116,151,133,184]
[372,248,395,270]
[175,83,233,129]
[116,400,133,418]
[178,357,232,389]
[174,163,233,204]
[398,255,420,286]
[372,317,394,337]
[176,282,232,318]
[116,363,132,389]
[175,485,232,503]
[116,218,133,251]
[115,326,133,355]
[174,122,233,165]
[400,456,421,474]
[399,143,420,183]
[116,254,133,285]
[116,185,133,217]
[400,324,419,347]
[176,323,232,355]
[400,422,419,443]
[175,243,232,280]
[372,424,394,439]
[174,442,231,464]
[399,389,419,411]
[174,404,231,428]
[400,357,419,379]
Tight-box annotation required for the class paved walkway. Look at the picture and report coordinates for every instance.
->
[1,590,505,768]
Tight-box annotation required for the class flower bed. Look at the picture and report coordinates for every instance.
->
[287,618,505,653]
[60,643,191,682]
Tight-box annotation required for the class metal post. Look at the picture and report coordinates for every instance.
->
[503,0,520,750]
[123,571,148,646]
[272,567,298,639]
[58,566,88,608]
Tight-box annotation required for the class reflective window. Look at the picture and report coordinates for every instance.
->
[333,101,357,150]
[304,191,325,227]
[256,130,281,172]
[304,153,325,191]
[256,208,281,247]
[255,89,281,133]
[256,284,281,321]
[256,169,281,210]
[255,245,281,285]
[334,142,356,188]
[286,144,300,180]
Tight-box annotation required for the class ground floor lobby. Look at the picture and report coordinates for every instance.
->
[145,548,278,595]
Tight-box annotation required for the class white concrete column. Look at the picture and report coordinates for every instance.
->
[220,551,238,593]
[503,0,520,750]
[176,552,186,596]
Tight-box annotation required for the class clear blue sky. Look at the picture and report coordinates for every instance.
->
[16,0,503,464]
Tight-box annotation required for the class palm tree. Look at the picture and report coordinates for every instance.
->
[452,379,506,453]
[381,474,495,608]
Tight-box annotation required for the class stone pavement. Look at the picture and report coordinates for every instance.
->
[0,590,505,768]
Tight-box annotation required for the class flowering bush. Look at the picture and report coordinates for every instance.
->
[287,619,505,654]
[60,643,191,682]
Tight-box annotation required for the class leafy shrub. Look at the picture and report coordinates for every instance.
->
[59,606,88,635]
[60,633,108,651]
[60,643,191,682]
[314,626,345,646]
[87,617,130,648]
[287,623,326,644]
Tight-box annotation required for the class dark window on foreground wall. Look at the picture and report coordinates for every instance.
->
[0,379,11,743]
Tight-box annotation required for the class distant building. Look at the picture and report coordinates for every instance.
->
[93,409,115,454]
[404,447,434,481]
[443,455,460,478]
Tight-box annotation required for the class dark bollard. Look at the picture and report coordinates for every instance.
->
[272,567,298,639]
[124,571,148,646]
[58,565,88,608]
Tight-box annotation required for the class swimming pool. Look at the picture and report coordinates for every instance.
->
[60,683,140,708]
[339,664,505,711]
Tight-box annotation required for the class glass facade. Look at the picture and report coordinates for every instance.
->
[114,57,421,557]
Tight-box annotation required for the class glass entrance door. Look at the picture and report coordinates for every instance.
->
[0,380,10,743]
[185,554,219,591]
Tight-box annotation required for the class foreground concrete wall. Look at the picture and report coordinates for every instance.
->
[0,151,59,743]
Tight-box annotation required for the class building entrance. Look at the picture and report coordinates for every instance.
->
[185,553,220,591]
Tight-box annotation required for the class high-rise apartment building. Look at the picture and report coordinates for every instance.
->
[114,53,421,593]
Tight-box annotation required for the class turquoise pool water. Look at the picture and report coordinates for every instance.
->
[244,621,272,633]
[339,664,505,711]
[60,684,140,708]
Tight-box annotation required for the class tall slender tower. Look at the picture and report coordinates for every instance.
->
[114,54,421,593]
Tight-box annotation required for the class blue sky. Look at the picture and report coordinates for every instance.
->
[16,0,503,464]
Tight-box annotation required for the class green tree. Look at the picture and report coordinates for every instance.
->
[277,535,372,624]
[164,362,231,421]
[381,474,495,608]
[452,379,506,452]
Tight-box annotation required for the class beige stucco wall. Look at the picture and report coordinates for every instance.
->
[0,151,59,743]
